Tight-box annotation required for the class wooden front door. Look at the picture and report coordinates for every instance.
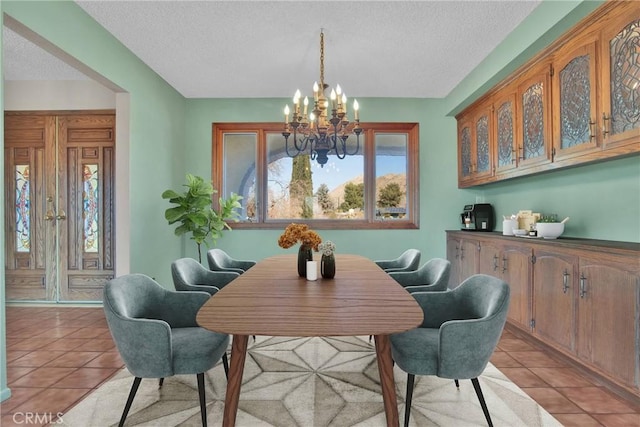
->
[4,111,115,302]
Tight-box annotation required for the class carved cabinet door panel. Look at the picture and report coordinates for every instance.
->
[516,62,553,171]
[494,91,518,175]
[598,3,640,149]
[552,36,600,161]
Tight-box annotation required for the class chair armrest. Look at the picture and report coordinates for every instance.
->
[437,312,507,379]
[160,291,211,328]
[176,282,220,296]
[105,313,173,378]
[230,260,256,271]
[215,266,246,274]
[410,291,462,328]
[375,259,397,270]
[203,270,240,287]
[389,269,428,287]
[404,283,444,293]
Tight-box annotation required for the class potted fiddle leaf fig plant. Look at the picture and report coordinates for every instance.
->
[162,174,242,262]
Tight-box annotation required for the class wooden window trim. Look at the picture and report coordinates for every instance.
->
[212,122,419,230]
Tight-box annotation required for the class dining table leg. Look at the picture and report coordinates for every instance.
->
[222,334,249,427]
[374,334,399,427]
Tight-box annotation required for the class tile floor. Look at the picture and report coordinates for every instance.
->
[1,306,639,427]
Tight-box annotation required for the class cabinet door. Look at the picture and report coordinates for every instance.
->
[517,63,553,170]
[459,239,479,287]
[501,244,532,330]
[577,254,639,389]
[472,105,493,180]
[446,236,462,288]
[533,250,578,353]
[599,3,640,149]
[457,116,474,183]
[494,91,518,174]
[478,239,501,276]
[552,37,600,161]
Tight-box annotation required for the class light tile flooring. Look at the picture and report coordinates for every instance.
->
[1,306,639,427]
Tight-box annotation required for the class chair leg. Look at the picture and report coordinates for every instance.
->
[119,377,142,427]
[471,377,493,427]
[222,352,229,379]
[404,373,415,427]
[454,379,459,388]
[197,372,207,427]
[159,378,164,388]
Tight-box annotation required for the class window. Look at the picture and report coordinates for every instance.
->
[212,122,419,229]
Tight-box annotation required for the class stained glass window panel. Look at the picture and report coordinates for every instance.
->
[610,19,640,135]
[83,164,99,253]
[476,115,490,172]
[15,165,30,252]
[461,126,472,176]
[523,82,545,159]
[560,55,592,148]
[497,101,514,167]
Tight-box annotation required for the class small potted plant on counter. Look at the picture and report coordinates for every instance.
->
[536,214,569,239]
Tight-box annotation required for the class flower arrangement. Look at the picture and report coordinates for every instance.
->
[318,240,336,257]
[278,223,322,251]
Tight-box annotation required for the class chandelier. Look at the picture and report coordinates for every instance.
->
[282,30,362,167]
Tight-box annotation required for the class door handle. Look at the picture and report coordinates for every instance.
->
[579,274,587,298]
[45,197,56,221]
[44,197,66,221]
[562,270,570,294]
[493,254,499,271]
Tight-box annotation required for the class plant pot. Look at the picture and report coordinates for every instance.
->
[297,245,313,277]
[321,254,336,279]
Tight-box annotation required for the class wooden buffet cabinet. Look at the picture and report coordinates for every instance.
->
[446,230,640,399]
[456,1,640,188]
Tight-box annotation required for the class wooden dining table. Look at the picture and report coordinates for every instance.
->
[196,253,424,427]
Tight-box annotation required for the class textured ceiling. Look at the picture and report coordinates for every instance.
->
[3,0,542,99]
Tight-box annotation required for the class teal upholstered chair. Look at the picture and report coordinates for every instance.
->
[390,274,510,427]
[207,248,256,274]
[374,249,421,273]
[388,258,451,293]
[171,257,239,295]
[103,274,230,427]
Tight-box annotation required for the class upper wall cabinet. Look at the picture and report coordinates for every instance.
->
[456,1,640,188]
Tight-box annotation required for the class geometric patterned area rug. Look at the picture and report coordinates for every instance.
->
[60,336,562,426]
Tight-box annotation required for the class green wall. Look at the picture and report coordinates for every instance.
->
[1,0,638,404]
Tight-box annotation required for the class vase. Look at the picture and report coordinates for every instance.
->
[321,254,336,279]
[297,245,313,277]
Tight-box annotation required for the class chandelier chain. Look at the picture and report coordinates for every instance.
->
[320,31,325,88]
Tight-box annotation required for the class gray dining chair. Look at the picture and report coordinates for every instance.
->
[374,249,421,273]
[389,258,451,293]
[171,257,239,295]
[103,274,230,427]
[207,248,256,274]
[390,274,510,427]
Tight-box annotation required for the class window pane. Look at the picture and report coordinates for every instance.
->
[15,165,30,252]
[375,134,407,220]
[83,164,99,252]
[267,133,364,220]
[223,133,257,222]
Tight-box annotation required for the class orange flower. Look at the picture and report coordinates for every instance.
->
[278,223,322,251]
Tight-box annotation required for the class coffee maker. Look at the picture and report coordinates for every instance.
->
[461,204,494,231]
